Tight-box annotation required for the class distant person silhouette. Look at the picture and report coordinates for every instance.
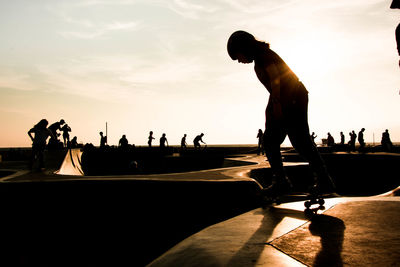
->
[381,129,393,151]
[310,132,317,146]
[227,30,335,195]
[181,134,188,149]
[70,136,78,148]
[160,133,168,148]
[327,133,335,147]
[358,128,366,151]
[61,124,71,148]
[193,133,206,149]
[148,131,155,147]
[99,131,107,148]
[349,130,357,151]
[257,129,264,155]
[27,119,55,170]
[119,135,129,149]
[48,119,65,148]
[340,132,345,145]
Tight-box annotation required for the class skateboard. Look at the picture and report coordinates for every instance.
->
[261,190,326,216]
[303,193,325,217]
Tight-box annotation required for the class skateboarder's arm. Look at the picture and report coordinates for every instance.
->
[265,63,280,103]
[265,63,284,119]
[27,128,35,141]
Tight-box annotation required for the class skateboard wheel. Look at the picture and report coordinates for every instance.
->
[318,198,325,205]
[320,205,325,210]
[304,201,311,208]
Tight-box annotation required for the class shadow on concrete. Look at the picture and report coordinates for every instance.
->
[228,207,307,266]
[309,215,345,266]
[270,210,346,266]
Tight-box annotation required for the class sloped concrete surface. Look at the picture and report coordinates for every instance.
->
[149,197,400,266]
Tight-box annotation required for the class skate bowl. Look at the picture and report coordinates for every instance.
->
[2,147,263,266]
[56,148,257,176]
[0,178,262,266]
[250,152,400,196]
[3,149,400,266]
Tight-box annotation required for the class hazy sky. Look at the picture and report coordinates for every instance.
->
[0,0,399,147]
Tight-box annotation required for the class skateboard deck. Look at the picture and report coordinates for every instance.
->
[261,191,326,217]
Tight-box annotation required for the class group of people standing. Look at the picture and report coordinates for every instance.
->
[27,118,78,170]
[318,128,392,152]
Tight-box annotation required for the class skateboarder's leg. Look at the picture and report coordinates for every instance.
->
[263,115,292,194]
[286,94,335,194]
[289,129,335,193]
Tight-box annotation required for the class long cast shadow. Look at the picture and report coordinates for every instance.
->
[309,214,345,267]
[229,207,345,266]
[227,207,307,266]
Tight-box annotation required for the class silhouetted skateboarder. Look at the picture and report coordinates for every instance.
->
[61,124,71,148]
[193,133,206,150]
[48,119,65,148]
[160,133,168,148]
[181,134,188,150]
[148,131,155,147]
[227,31,336,202]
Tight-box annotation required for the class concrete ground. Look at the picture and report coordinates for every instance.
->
[1,152,400,266]
[149,196,400,266]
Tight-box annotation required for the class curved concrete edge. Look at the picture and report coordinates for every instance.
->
[55,148,84,176]
[377,185,400,196]
[10,154,269,183]
[0,170,30,182]
[148,198,344,267]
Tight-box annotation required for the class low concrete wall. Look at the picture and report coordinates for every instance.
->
[0,178,261,266]
[269,152,400,196]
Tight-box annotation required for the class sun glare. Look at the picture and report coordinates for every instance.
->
[278,37,337,84]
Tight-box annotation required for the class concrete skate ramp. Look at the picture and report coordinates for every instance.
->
[55,148,83,175]
[271,200,400,266]
[56,147,256,176]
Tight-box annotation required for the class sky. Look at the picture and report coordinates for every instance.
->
[0,0,399,147]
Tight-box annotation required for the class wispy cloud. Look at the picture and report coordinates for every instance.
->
[166,0,218,19]
[219,0,301,14]
[73,0,139,7]
[0,71,40,92]
[59,21,140,39]
[25,53,209,103]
